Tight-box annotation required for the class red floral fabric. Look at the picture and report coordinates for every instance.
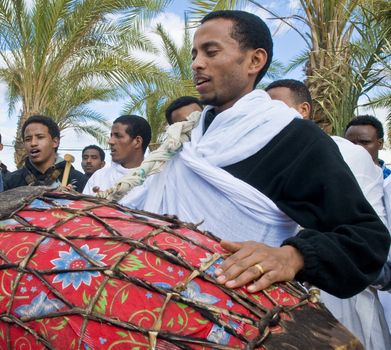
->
[0,193,310,350]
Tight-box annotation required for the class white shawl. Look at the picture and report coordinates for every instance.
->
[121,90,300,245]
[83,162,132,195]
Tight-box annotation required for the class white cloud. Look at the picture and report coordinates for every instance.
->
[25,0,35,11]
[131,12,186,70]
[289,0,300,11]
[243,2,296,37]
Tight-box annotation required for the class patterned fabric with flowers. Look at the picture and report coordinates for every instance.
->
[51,244,106,290]
[0,191,348,350]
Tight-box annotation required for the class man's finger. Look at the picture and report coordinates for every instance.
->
[220,240,243,252]
[215,244,256,277]
[224,263,269,288]
[247,270,278,293]
[216,255,267,285]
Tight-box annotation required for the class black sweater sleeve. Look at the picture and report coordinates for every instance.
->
[68,167,87,193]
[223,119,390,298]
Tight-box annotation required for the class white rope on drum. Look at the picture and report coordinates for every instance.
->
[97,111,201,202]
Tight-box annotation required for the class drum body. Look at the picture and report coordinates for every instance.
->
[0,187,363,350]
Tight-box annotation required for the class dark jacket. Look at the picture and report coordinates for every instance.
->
[0,162,8,192]
[0,162,8,176]
[220,118,390,298]
[3,157,87,192]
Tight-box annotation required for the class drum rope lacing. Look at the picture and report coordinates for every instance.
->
[0,191,315,350]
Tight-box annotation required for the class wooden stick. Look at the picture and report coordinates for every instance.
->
[61,154,75,186]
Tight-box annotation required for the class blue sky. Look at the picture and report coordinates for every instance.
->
[0,1,388,171]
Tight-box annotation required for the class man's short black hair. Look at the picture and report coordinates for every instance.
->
[21,115,60,140]
[165,96,203,124]
[265,79,313,113]
[113,115,152,153]
[345,115,384,139]
[82,145,105,161]
[0,133,2,144]
[201,10,273,87]
[21,115,60,152]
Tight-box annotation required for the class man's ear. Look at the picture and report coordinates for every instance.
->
[0,144,3,151]
[378,138,384,150]
[248,48,268,77]
[133,135,143,150]
[101,160,106,168]
[52,137,60,150]
[298,102,311,119]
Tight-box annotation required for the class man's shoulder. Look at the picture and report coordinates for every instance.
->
[90,166,112,179]
[5,166,27,180]
[332,136,374,165]
[83,165,113,194]
[271,118,334,151]
[3,167,28,190]
[0,162,9,174]
[70,167,86,179]
[287,118,328,136]
[68,167,87,191]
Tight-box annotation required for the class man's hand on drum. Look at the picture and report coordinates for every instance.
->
[214,240,304,293]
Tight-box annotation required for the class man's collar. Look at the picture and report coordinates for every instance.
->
[26,155,64,175]
[203,109,217,134]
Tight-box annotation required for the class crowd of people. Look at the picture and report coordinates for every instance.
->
[0,9,390,349]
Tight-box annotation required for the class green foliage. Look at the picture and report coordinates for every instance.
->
[188,0,390,136]
[189,0,247,23]
[0,0,173,166]
[122,17,198,143]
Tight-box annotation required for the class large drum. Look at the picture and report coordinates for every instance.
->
[0,187,362,349]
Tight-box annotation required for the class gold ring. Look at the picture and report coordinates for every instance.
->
[254,263,264,275]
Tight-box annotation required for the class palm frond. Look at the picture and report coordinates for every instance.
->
[189,0,247,24]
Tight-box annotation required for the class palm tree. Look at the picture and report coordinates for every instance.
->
[294,0,390,135]
[122,19,198,144]
[359,1,391,139]
[190,0,390,135]
[44,79,117,145]
[0,0,173,167]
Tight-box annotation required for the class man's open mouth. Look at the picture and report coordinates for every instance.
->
[30,149,41,157]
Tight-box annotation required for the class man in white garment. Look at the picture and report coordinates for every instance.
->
[111,10,389,327]
[265,79,388,225]
[83,115,151,195]
[266,78,390,350]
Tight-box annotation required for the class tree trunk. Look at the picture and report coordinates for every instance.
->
[14,110,36,168]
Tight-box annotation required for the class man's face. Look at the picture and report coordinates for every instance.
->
[23,123,59,169]
[191,18,258,113]
[108,122,138,168]
[267,87,310,119]
[81,149,105,175]
[345,125,383,163]
[171,103,203,124]
[267,87,296,107]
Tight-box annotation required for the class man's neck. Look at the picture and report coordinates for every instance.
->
[120,156,144,169]
[30,156,57,174]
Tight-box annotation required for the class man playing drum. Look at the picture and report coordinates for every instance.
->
[109,10,389,303]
